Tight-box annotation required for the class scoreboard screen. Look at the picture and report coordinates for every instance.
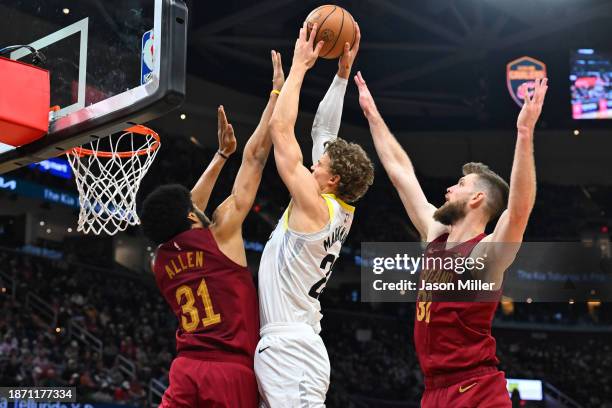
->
[506,378,544,401]
[571,49,612,119]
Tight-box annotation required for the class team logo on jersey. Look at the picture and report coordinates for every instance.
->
[506,56,547,107]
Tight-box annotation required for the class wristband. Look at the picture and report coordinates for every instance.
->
[271,89,281,96]
[217,150,229,160]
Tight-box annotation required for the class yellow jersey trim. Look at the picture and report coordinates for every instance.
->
[322,195,335,220]
[283,203,292,230]
[322,193,355,214]
[283,194,352,231]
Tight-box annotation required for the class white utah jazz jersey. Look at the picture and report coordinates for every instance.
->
[258,194,354,334]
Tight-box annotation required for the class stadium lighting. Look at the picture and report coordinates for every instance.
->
[573,129,580,136]
[62,8,70,14]
[180,113,187,120]
[190,136,203,148]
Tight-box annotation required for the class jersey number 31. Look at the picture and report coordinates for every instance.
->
[175,278,221,332]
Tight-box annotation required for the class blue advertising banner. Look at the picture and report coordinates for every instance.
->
[0,175,79,208]
[28,158,72,179]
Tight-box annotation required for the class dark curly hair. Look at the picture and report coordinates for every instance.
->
[139,184,194,245]
[324,138,375,203]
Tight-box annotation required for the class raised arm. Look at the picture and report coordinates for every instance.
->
[311,23,360,164]
[190,106,237,211]
[354,71,446,240]
[475,78,548,284]
[268,23,328,223]
[212,51,284,238]
[491,78,548,243]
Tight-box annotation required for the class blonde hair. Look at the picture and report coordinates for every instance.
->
[324,138,375,203]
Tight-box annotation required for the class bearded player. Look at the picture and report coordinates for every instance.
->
[139,51,285,408]
[356,71,548,407]
[255,23,374,406]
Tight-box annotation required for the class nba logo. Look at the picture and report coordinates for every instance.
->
[506,56,547,107]
[141,29,155,85]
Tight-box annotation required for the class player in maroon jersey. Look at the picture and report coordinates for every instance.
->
[139,51,285,408]
[356,71,548,407]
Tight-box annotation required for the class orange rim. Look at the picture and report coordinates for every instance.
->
[69,125,160,158]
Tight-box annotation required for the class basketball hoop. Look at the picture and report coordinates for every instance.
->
[66,125,161,236]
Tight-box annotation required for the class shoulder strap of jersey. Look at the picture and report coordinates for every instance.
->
[283,196,340,231]
[322,193,355,215]
[282,199,331,228]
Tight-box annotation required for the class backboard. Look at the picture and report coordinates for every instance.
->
[0,0,187,174]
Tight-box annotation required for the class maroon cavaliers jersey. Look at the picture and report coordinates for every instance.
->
[414,233,500,379]
[153,228,259,367]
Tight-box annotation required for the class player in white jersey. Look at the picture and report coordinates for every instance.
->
[255,22,374,407]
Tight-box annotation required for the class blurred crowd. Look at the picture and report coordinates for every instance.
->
[1,248,612,407]
[2,134,612,407]
[0,250,172,406]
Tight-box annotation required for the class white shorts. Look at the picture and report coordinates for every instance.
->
[254,323,330,408]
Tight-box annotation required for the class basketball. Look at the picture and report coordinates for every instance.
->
[3,2,607,408]
[305,5,356,59]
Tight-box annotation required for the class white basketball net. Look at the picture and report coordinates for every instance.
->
[66,126,160,236]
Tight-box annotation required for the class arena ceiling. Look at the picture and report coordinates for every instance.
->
[184,0,612,131]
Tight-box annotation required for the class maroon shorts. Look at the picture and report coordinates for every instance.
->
[421,368,511,408]
[159,356,258,408]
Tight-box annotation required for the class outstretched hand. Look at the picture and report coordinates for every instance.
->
[354,71,378,118]
[217,106,236,156]
[271,50,284,90]
[337,22,361,79]
[292,21,324,71]
[517,78,548,132]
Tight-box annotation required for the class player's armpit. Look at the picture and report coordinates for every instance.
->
[287,195,329,233]
[490,209,528,243]
[209,196,237,237]
[209,196,248,267]
[212,160,264,238]
[470,229,522,285]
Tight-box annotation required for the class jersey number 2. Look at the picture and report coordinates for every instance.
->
[308,254,337,299]
[175,278,221,332]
